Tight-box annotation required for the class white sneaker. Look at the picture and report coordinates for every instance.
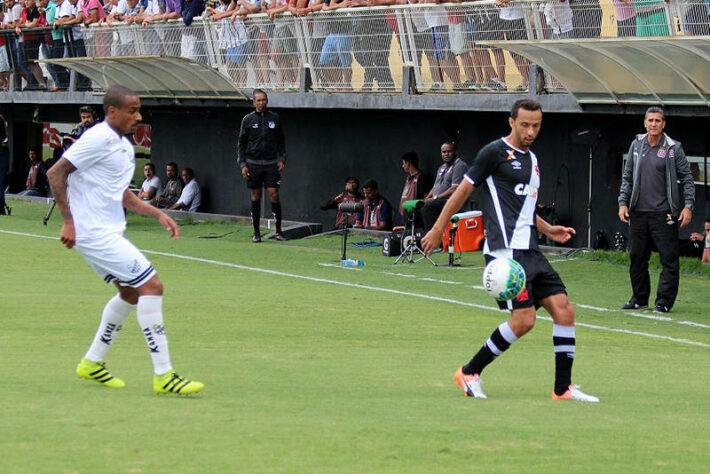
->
[453,367,488,399]
[552,384,600,403]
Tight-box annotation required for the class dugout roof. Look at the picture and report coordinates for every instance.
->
[40,56,248,101]
[482,36,710,106]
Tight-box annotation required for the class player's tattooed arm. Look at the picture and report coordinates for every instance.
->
[123,189,180,240]
[47,158,78,249]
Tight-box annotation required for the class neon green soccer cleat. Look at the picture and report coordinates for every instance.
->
[76,358,126,388]
[153,371,204,395]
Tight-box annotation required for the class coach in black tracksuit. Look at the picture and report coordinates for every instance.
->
[618,107,695,313]
[237,90,287,242]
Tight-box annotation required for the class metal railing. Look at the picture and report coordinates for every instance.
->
[2,0,708,94]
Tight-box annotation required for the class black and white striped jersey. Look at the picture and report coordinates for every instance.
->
[464,137,540,254]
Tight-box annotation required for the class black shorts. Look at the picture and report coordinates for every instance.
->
[484,18,527,42]
[247,163,281,189]
[485,249,566,311]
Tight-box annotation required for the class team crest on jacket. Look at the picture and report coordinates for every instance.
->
[657,147,667,158]
[268,121,276,129]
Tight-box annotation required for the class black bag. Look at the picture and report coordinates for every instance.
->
[382,229,403,257]
[593,230,609,250]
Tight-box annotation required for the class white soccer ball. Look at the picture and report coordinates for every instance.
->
[482,258,526,301]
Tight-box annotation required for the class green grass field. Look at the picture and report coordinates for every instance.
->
[1,199,709,473]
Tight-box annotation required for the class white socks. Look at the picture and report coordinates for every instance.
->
[84,294,134,362]
[137,295,173,375]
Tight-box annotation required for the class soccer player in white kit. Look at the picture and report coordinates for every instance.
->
[47,85,204,395]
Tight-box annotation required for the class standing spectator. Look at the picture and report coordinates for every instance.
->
[410,0,461,91]
[156,162,183,208]
[568,0,602,38]
[633,0,669,36]
[420,141,468,231]
[180,0,207,64]
[320,176,363,229]
[170,167,201,212]
[354,179,392,231]
[6,0,36,89]
[208,0,249,84]
[493,0,530,91]
[230,0,270,87]
[350,0,394,91]
[0,114,9,215]
[17,0,50,89]
[397,151,432,226]
[264,0,299,88]
[319,0,354,90]
[542,0,574,39]
[137,0,166,56]
[56,0,92,90]
[0,10,11,90]
[618,107,695,313]
[107,0,144,56]
[237,89,287,242]
[138,162,161,204]
[80,0,110,57]
[18,146,49,197]
[46,0,71,90]
[613,0,637,37]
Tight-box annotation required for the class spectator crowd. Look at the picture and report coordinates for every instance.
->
[1,0,709,91]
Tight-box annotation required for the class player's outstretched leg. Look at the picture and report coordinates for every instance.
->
[453,320,522,398]
[76,293,134,388]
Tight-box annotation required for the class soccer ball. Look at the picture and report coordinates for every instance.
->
[482,258,526,301]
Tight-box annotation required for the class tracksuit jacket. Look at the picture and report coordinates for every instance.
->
[237,109,287,168]
[618,132,695,216]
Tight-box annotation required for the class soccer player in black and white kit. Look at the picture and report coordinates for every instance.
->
[422,99,599,402]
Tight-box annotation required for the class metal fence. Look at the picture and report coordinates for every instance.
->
[3,0,709,94]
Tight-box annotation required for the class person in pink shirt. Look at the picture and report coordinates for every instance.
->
[613,0,637,37]
[80,0,106,24]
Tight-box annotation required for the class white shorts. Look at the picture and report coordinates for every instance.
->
[75,233,156,288]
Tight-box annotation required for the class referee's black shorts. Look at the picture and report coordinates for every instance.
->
[485,249,566,311]
[246,163,281,189]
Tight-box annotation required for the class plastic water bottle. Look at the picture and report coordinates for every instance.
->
[341,259,366,267]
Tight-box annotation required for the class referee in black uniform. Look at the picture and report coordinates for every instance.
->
[237,89,287,242]
[422,99,599,403]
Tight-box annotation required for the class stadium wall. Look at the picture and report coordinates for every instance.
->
[148,107,708,248]
[2,103,707,247]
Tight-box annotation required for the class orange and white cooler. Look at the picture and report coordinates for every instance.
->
[442,210,484,252]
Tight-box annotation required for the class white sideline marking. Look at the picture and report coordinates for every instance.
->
[3,229,708,348]
[317,263,361,271]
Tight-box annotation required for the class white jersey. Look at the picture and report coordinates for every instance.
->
[63,121,135,242]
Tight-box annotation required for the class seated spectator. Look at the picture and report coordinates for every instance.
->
[320,176,363,229]
[18,146,49,197]
[420,141,468,231]
[397,151,432,227]
[156,162,184,209]
[170,167,201,212]
[138,162,161,204]
[682,218,710,263]
[354,179,392,231]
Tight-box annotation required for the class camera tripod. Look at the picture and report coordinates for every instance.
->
[43,198,56,225]
[394,199,435,266]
